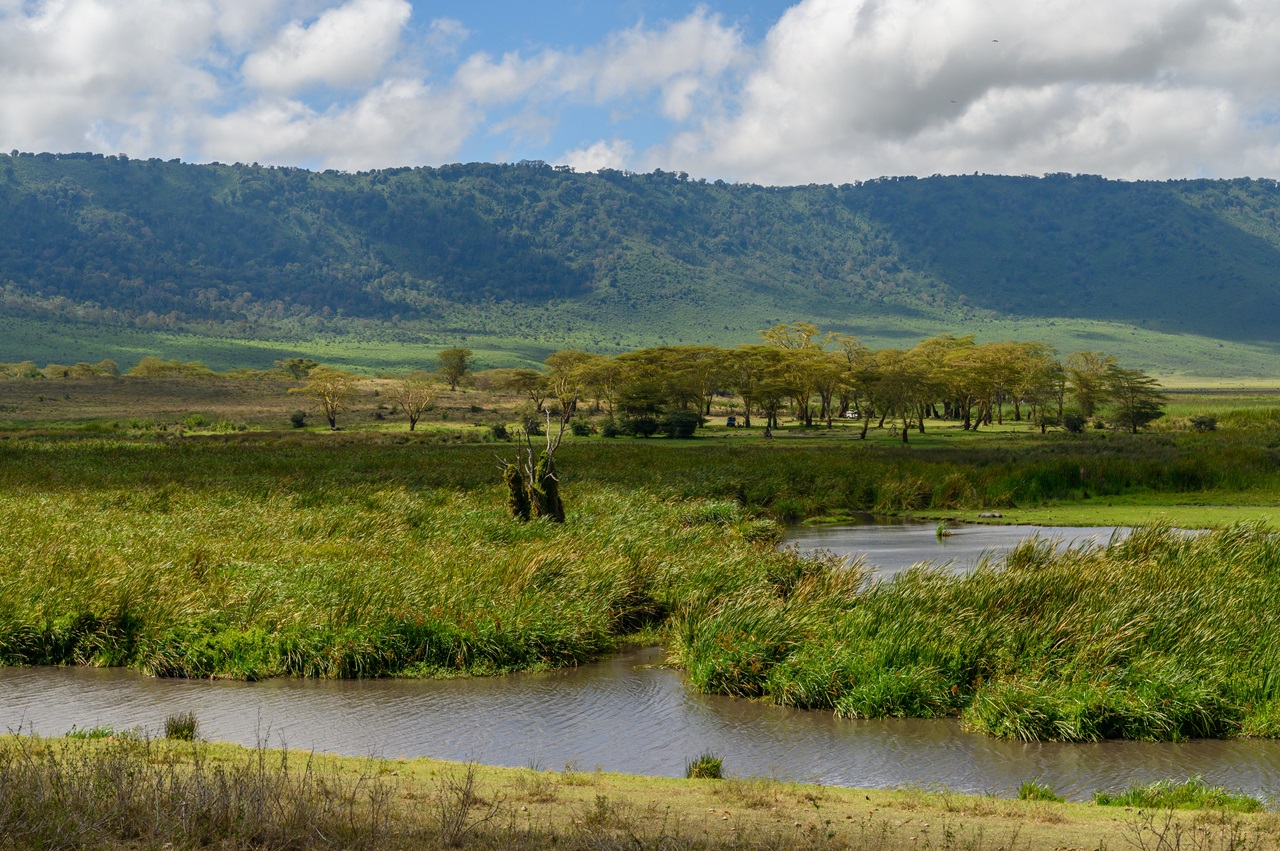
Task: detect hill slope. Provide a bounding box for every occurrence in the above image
[2,152,1279,375]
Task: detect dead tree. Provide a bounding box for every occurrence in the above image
[502,409,568,523]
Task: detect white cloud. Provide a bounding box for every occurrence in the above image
[241,0,411,94]
[455,8,746,116]
[201,78,479,169]
[562,139,635,173]
[3,0,1280,181]
[660,0,1280,183]
[0,0,220,154]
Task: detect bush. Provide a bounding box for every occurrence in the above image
[183,413,209,429]
[620,415,659,438]
[1062,412,1086,433]
[661,409,701,439]
[1190,415,1218,432]
[600,418,621,438]
[289,410,308,428]
[516,404,544,436]
[489,423,510,441]
[569,418,594,437]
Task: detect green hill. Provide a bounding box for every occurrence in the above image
[2,152,1279,378]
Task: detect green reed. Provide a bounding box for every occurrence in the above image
[1093,776,1264,812]
[4,433,1280,742]
[0,438,795,679]
[673,524,1280,741]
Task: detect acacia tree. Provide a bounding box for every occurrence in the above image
[1106,365,1167,433]
[436,348,473,391]
[276,357,319,380]
[393,371,436,431]
[291,366,356,430]
[494,368,549,411]
[1065,351,1116,418]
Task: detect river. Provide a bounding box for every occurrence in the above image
[3,522,1274,801]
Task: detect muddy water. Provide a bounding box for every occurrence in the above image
[786,518,1127,578]
[4,648,1279,801]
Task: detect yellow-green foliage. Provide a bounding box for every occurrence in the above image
[0,439,785,679]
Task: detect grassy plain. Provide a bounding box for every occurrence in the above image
[7,309,1280,379]
[4,375,1280,747]
[3,735,1276,851]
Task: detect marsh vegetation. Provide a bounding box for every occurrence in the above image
[0,407,1277,744]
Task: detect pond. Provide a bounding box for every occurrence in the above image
[5,647,1279,802]
[786,517,1128,578]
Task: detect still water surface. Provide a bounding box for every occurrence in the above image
[3,523,1275,801]
[787,518,1127,578]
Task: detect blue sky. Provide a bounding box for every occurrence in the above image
[2,0,1279,184]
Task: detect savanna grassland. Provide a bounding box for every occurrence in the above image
[4,373,1280,743]
[5,374,1280,846]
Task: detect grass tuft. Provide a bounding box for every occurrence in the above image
[1093,777,1264,812]
[1017,781,1064,803]
[685,751,724,780]
[163,711,199,742]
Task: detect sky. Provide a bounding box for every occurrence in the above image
[2,0,1280,185]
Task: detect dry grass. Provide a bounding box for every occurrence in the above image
[4,733,1279,850]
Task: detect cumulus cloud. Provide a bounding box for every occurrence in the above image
[241,0,411,94]
[201,78,479,169]
[562,139,635,172]
[3,0,1280,180]
[662,0,1280,183]
[0,0,220,153]
[455,9,746,116]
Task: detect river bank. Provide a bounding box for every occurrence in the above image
[3,735,1275,850]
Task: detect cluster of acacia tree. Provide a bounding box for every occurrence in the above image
[483,323,1167,440]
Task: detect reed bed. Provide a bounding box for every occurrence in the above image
[673,523,1280,742]
[3,434,1280,742]
[0,439,797,679]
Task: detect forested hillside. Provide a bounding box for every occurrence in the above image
[2,151,1280,369]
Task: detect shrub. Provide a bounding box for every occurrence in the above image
[661,409,701,439]
[569,418,594,437]
[182,413,209,429]
[289,410,308,428]
[489,423,510,441]
[1062,412,1086,433]
[620,415,659,438]
[1190,415,1218,432]
[600,418,621,438]
[685,751,723,779]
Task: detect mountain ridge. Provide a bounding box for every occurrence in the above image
[2,152,1279,374]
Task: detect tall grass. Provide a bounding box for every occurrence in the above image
[673,524,1280,742]
[1093,777,1264,812]
[4,434,1280,741]
[0,438,793,679]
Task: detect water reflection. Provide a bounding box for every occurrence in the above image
[5,649,1279,800]
[787,518,1127,578]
